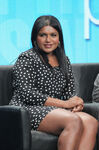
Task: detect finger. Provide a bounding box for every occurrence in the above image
[77,105,84,111]
[72,107,78,112]
[72,105,83,112]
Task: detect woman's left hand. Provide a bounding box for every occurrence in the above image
[72,104,84,112]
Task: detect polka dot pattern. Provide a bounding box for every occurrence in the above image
[9,48,75,130]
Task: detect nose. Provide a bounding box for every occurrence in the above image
[46,35,51,42]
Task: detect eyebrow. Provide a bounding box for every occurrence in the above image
[38,31,58,34]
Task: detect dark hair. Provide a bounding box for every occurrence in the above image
[31,15,68,76]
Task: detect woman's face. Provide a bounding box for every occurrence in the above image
[36,26,59,53]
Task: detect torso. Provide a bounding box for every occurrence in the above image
[9,48,75,130]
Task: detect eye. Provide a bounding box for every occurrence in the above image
[38,33,46,37]
[51,33,57,37]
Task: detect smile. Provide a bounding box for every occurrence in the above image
[44,44,52,48]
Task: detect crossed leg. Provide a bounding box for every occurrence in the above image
[38,108,83,150]
[75,112,98,150]
[37,108,98,150]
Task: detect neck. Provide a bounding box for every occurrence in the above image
[39,49,53,55]
[47,52,54,58]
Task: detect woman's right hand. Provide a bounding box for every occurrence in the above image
[45,96,84,111]
[64,96,84,109]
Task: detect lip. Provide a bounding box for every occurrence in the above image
[44,44,52,48]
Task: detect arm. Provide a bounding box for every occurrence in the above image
[44,96,84,110]
[45,57,84,110]
[12,52,48,106]
[65,57,84,111]
[13,52,83,109]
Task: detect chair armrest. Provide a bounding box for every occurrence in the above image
[0,105,31,150]
[83,103,99,120]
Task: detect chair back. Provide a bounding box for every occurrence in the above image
[0,63,99,105]
[72,63,99,103]
[0,65,13,105]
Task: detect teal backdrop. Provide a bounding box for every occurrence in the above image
[0,0,99,65]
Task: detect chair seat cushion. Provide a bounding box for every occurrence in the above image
[31,130,58,150]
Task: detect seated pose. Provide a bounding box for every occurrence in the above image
[9,15,98,150]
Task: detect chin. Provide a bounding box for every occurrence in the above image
[43,49,54,53]
[45,49,53,52]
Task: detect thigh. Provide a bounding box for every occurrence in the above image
[37,108,76,135]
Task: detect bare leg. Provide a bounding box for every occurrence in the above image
[37,109,83,150]
[75,112,98,150]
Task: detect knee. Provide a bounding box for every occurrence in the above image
[89,118,98,133]
[84,116,98,134]
[58,115,83,147]
[66,114,83,133]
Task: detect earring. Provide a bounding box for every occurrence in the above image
[34,41,39,50]
[34,41,37,48]
[58,41,61,48]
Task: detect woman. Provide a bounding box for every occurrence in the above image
[9,15,98,150]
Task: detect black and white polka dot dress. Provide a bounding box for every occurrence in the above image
[9,48,75,130]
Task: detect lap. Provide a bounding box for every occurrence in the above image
[37,108,80,134]
[37,108,98,135]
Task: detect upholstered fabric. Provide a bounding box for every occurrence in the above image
[92,74,99,102]
[0,65,13,105]
[0,106,30,150]
[31,131,58,150]
[72,63,99,102]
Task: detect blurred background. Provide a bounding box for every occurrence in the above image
[0,0,99,65]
